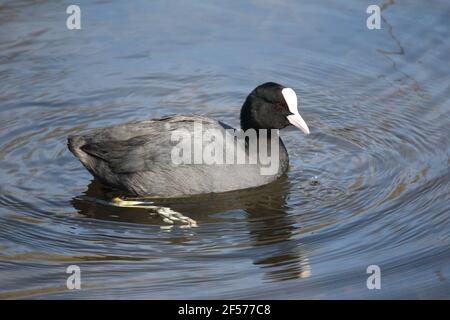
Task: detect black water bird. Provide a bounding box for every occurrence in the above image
[68,82,310,197]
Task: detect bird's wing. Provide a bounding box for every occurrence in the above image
[80,135,167,173]
[79,115,225,174]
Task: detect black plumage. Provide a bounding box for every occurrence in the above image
[68,82,309,197]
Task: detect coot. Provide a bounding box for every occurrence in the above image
[68,82,310,197]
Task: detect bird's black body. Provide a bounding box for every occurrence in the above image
[68,82,307,197]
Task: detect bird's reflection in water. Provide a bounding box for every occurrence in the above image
[243,179,311,282]
[71,177,311,282]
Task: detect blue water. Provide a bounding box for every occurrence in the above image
[0,0,449,298]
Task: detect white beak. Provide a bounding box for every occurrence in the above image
[287,113,310,135]
[282,88,310,135]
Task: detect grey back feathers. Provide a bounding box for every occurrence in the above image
[68,115,289,197]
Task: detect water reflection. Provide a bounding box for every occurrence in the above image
[73,176,311,282]
[247,205,311,282]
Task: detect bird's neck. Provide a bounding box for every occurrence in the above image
[240,95,257,131]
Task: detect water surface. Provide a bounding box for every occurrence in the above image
[0,0,449,299]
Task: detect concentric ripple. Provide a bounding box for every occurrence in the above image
[0,0,449,299]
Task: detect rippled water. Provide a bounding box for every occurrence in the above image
[0,0,449,299]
